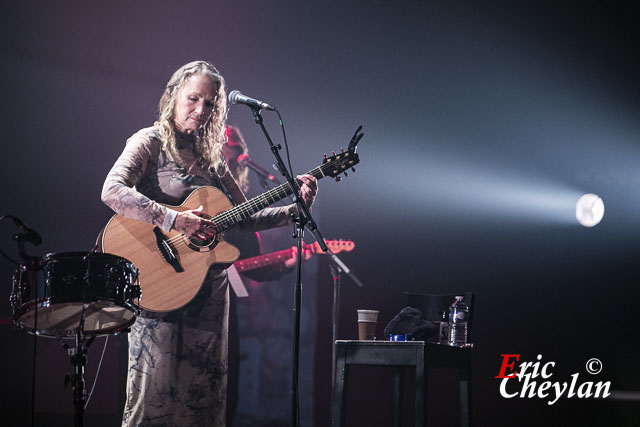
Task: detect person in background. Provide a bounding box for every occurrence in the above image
[223,124,312,275]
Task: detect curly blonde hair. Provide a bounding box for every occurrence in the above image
[154,60,228,175]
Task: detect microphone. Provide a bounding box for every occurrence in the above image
[10,216,43,246]
[228,90,276,111]
[237,154,277,182]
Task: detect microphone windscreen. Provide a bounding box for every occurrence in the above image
[228,90,241,105]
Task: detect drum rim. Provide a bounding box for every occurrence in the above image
[14,316,137,338]
[14,297,140,316]
[13,301,138,337]
[43,251,135,266]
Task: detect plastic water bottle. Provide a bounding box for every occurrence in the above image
[448,296,469,346]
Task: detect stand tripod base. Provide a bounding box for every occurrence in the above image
[60,330,94,427]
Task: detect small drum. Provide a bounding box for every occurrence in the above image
[10,252,140,337]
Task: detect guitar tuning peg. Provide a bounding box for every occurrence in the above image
[323,153,327,159]
[332,151,336,156]
[343,171,348,177]
[340,147,345,153]
[351,167,356,173]
[335,176,342,182]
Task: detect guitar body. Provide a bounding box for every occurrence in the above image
[101,187,240,312]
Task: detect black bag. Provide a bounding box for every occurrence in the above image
[383,307,438,339]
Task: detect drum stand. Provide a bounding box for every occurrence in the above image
[59,326,95,426]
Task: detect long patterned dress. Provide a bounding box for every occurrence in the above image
[101,127,293,427]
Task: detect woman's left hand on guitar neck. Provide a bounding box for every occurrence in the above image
[297,174,318,210]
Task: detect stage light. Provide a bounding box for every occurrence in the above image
[575,193,604,227]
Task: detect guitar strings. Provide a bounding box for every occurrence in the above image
[160,185,293,250]
[211,162,329,228]
[163,232,353,259]
[160,163,330,250]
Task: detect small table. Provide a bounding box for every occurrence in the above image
[332,340,472,427]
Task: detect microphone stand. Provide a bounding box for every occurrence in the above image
[250,166,281,192]
[11,221,42,427]
[245,160,282,185]
[326,251,364,397]
[249,107,327,427]
[328,262,341,395]
[256,177,272,191]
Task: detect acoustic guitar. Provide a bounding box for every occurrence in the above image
[101,135,361,312]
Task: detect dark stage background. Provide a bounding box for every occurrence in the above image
[1,1,639,426]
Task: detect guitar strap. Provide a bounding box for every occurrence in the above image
[226,265,249,298]
[210,173,251,297]
[213,175,237,207]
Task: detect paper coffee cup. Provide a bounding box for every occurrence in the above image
[357,309,379,340]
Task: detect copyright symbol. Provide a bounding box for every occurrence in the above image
[586,358,602,375]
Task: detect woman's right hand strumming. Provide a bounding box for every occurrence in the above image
[173,205,217,240]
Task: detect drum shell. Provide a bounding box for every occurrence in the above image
[11,252,140,337]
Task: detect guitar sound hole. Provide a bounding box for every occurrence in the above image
[184,213,219,251]
[185,232,219,252]
[188,235,214,247]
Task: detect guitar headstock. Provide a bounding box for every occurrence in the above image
[314,239,355,254]
[321,125,364,182]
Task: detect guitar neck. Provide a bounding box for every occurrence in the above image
[233,239,355,272]
[234,244,315,272]
[213,166,325,232]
